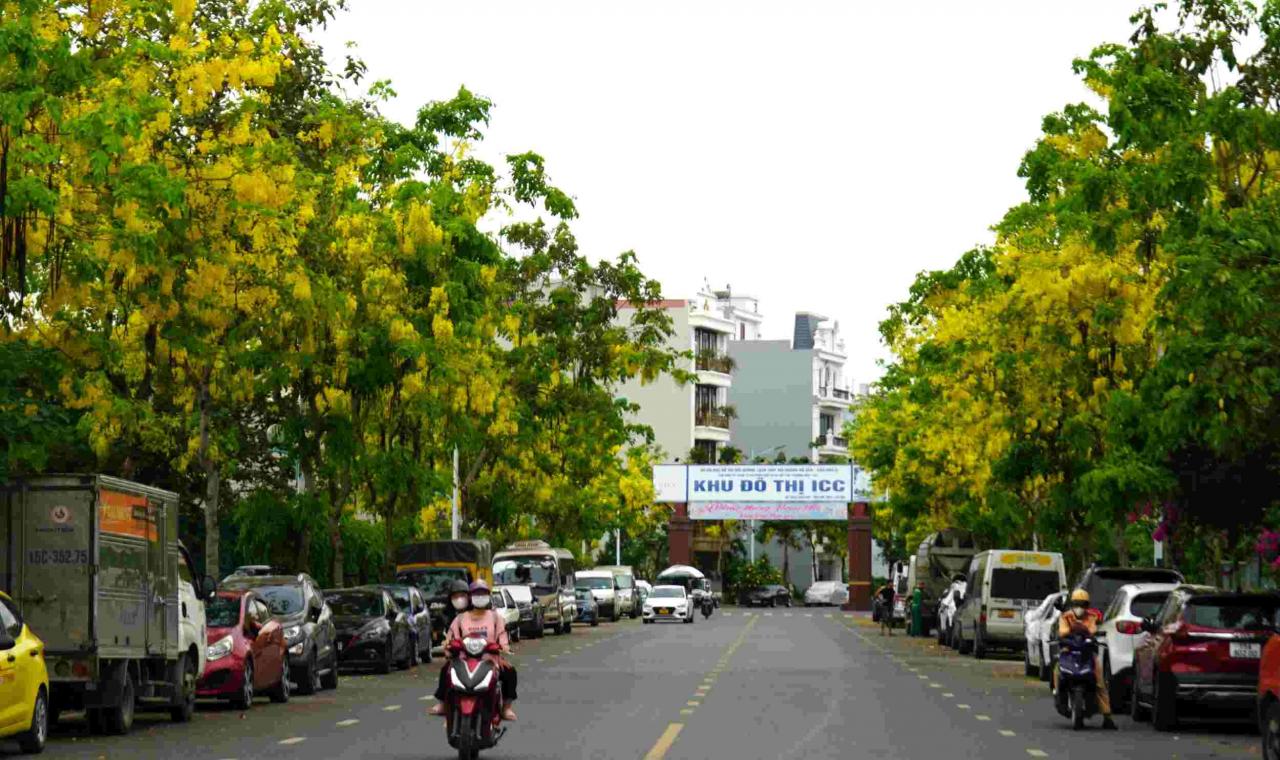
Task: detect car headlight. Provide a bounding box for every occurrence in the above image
[283,625,302,642]
[289,643,304,655]
[207,635,234,662]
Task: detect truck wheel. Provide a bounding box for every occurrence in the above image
[103,672,136,735]
[16,687,48,753]
[232,660,255,710]
[171,652,197,722]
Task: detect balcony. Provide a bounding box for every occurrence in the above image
[696,350,735,374]
[815,432,848,451]
[696,407,734,430]
[817,385,852,408]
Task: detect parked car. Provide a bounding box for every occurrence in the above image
[0,590,49,754]
[558,584,577,633]
[1023,591,1066,681]
[1131,587,1277,731]
[225,565,283,580]
[643,585,694,624]
[1257,634,1280,759]
[574,588,601,627]
[1074,566,1184,620]
[493,588,522,642]
[954,550,1066,659]
[576,570,622,622]
[635,580,652,609]
[221,573,339,694]
[804,581,850,607]
[325,587,412,674]
[595,566,640,619]
[498,584,543,639]
[377,584,432,665]
[742,585,792,608]
[938,578,966,648]
[1098,582,1178,710]
[198,590,290,709]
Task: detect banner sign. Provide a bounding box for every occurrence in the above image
[688,502,848,521]
[653,464,856,503]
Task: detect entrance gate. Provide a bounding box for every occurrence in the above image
[653,464,874,611]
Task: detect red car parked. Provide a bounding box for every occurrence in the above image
[1131,586,1280,731]
[1258,635,1280,760]
[197,590,291,709]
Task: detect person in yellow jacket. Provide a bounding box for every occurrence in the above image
[1055,588,1117,730]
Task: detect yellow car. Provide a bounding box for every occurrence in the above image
[0,591,49,754]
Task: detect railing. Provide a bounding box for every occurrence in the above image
[696,351,735,374]
[814,433,848,449]
[818,386,851,401]
[696,408,733,429]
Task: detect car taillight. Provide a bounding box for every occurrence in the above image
[1116,620,1142,635]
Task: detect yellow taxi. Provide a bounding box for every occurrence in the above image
[0,590,49,754]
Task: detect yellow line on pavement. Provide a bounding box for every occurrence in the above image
[643,723,684,760]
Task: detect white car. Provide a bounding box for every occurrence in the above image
[576,570,621,622]
[492,587,523,642]
[643,585,694,624]
[1023,591,1065,681]
[938,580,966,647]
[804,581,850,607]
[1098,582,1178,710]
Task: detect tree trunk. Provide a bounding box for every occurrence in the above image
[782,539,790,589]
[328,473,349,588]
[296,457,314,577]
[203,457,220,579]
[1114,522,1129,568]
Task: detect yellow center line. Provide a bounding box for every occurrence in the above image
[643,723,684,760]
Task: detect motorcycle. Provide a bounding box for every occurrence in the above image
[1054,633,1101,730]
[701,597,713,619]
[443,637,508,759]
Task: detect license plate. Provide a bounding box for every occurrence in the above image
[998,609,1016,619]
[337,642,344,652]
[1230,642,1261,659]
[658,608,670,614]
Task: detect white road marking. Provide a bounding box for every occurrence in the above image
[824,614,833,618]
[1027,751,1048,758]
[943,693,955,698]
[999,730,1016,737]
[764,612,773,617]
[419,695,435,701]
[680,708,695,715]
[929,683,942,688]
[917,675,929,680]
[278,737,306,745]
[383,705,402,712]
[805,614,813,618]
[336,719,360,727]
[956,704,971,710]
[784,613,793,617]
[723,612,733,617]
[975,715,991,722]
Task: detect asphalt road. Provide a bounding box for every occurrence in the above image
[1,609,1259,759]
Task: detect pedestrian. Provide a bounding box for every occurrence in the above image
[910,584,924,637]
[875,583,895,636]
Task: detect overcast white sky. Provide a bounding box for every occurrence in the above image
[315,1,1139,386]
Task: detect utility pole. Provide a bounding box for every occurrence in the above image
[451,447,460,540]
[616,528,622,565]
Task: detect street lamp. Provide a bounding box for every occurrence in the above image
[746,444,786,563]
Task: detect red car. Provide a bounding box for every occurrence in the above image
[1131,586,1280,731]
[1259,635,1280,760]
[197,590,291,709]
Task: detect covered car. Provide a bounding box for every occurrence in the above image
[804,581,850,607]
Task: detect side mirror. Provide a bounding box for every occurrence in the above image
[202,575,218,601]
[1053,597,1066,612]
[0,627,14,651]
[1140,617,1156,634]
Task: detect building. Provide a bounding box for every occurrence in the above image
[615,288,737,464]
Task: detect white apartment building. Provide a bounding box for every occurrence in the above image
[615,288,737,463]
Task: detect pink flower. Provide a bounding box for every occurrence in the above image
[1153,526,1167,542]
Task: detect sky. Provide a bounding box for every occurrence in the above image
[314,1,1141,387]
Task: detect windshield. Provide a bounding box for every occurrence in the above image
[397,568,470,598]
[577,577,612,590]
[658,575,696,591]
[652,587,684,599]
[494,556,557,588]
[327,593,383,618]
[1186,598,1280,630]
[990,569,1060,601]
[255,585,305,615]
[207,596,241,627]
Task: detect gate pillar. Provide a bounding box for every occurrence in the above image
[843,501,872,611]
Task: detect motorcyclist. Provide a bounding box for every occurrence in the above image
[1055,588,1116,730]
[428,580,518,722]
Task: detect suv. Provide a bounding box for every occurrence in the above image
[220,574,338,694]
[1074,566,1184,617]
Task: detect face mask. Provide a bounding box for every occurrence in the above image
[451,596,469,611]
[471,594,491,609]
[1072,605,1088,616]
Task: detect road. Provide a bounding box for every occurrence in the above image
[2,610,1258,759]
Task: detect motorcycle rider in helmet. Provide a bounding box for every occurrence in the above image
[428,580,518,721]
[1055,588,1116,730]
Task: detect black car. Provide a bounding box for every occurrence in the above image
[221,573,339,694]
[574,588,600,627]
[742,585,792,608]
[325,587,413,674]
[396,567,473,646]
[378,584,433,665]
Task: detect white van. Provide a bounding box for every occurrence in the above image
[953,549,1066,659]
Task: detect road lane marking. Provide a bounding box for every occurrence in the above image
[278,737,306,745]
[336,719,359,727]
[680,708,694,715]
[687,699,700,706]
[764,612,773,617]
[929,683,942,688]
[999,730,1016,737]
[956,704,971,709]
[824,613,833,618]
[943,693,955,698]
[643,723,684,760]
[805,614,813,618]
[1027,751,1048,758]
[917,675,929,680]
[419,695,435,701]
[975,715,991,721]
[383,705,402,712]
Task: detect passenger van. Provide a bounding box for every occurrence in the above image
[492,541,576,635]
[593,565,638,619]
[953,549,1066,659]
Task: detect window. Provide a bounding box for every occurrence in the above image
[206,595,242,627]
[990,569,1060,601]
[1185,598,1280,630]
[1158,593,1183,626]
[0,597,21,638]
[695,384,719,413]
[1129,592,1170,620]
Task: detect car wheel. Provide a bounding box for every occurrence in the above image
[973,625,986,660]
[321,655,339,691]
[407,635,419,668]
[1263,701,1280,760]
[1130,670,1151,722]
[297,651,320,695]
[1039,644,1051,682]
[102,670,136,735]
[592,615,600,627]
[377,642,393,674]
[1024,649,1037,678]
[270,663,292,704]
[785,598,792,608]
[399,636,413,670]
[16,687,48,754]
[1153,670,1178,731]
[232,660,255,710]
[171,651,197,723]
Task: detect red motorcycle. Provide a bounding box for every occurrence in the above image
[443,637,507,760]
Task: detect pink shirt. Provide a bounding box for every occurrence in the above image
[448,610,509,649]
